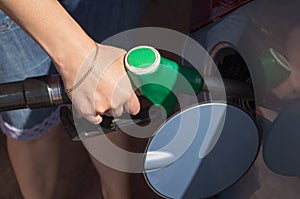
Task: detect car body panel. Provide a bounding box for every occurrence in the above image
[191,0,252,29]
[190,0,300,198]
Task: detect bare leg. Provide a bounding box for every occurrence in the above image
[90,156,132,199]
[6,124,63,199]
[88,131,132,199]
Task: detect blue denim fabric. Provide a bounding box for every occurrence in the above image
[0,0,144,140]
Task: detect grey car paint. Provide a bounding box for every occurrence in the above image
[190,0,300,198]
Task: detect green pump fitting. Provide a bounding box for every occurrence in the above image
[125,46,203,115]
[260,48,291,91]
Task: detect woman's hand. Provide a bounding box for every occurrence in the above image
[63,44,140,124]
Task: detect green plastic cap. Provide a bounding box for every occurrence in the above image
[125,46,161,75]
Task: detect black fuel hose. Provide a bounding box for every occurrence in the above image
[0,75,70,112]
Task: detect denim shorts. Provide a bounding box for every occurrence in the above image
[0,0,144,140]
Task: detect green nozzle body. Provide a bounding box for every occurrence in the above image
[125,46,203,115]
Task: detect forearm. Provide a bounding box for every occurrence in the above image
[0,0,140,122]
[0,0,95,82]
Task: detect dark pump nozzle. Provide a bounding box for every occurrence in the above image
[0,46,204,113]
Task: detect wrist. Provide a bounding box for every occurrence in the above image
[51,36,96,72]
[51,35,97,89]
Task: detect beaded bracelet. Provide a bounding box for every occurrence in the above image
[65,44,99,94]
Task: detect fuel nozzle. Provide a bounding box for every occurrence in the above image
[125,46,203,115]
